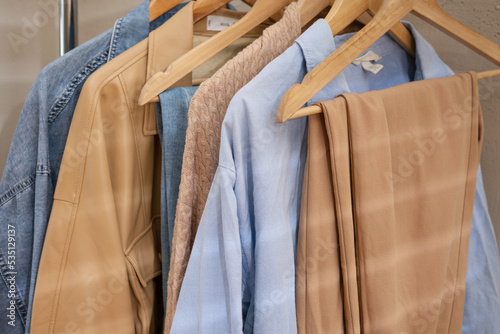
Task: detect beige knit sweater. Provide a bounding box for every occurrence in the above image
[164,3,301,332]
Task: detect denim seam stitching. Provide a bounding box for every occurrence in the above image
[36,164,51,175]
[0,175,36,208]
[108,17,123,61]
[47,48,110,123]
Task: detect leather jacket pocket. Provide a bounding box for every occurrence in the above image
[125,216,162,334]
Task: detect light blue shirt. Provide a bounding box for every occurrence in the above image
[171,20,500,333]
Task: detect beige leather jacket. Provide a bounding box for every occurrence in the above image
[30,4,193,333]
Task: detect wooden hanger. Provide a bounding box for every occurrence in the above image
[241,0,284,22]
[140,0,292,105]
[150,0,183,22]
[276,0,500,123]
[150,0,233,23]
[193,0,233,23]
[297,0,415,56]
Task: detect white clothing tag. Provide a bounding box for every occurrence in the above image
[206,15,238,31]
[353,51,384,74]
[353,51,382,65]
[361,62,384,74]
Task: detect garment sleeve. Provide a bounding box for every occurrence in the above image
[462,167,500,332]
[0,74,51,332]
[170,166,244,334]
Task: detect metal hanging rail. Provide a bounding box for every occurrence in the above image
[59,0,78,56]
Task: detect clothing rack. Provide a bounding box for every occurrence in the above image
[60,0,78,56]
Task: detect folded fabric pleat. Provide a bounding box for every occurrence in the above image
[298,72,482,334]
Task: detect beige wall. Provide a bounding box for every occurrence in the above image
[0,0,499,246]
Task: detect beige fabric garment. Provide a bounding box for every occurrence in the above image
[298,72,482,334]
[164,3,301,333]
[297,110,347,334]
[30,4,194,333]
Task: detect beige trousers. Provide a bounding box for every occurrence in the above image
[297,72,483,334]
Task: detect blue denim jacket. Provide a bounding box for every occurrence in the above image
[171,20,500,333]
[155,86,198,308]
[0,2,186,333]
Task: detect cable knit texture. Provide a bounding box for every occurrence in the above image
[164,4,301,332]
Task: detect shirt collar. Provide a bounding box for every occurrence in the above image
[107,0,189,62]
[404,22,454,80]
[295,19,454,104]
